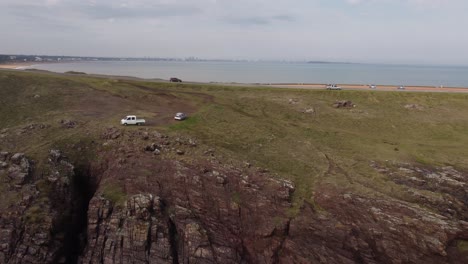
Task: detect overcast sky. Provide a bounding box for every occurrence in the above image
[1,0,467,65]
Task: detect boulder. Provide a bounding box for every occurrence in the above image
[11,153,25,164]
[333,100,355,108]
[303,108,316,114]
[0,151,9,161]
[216,176,226,184]
[145,143,161,152]
[49,149,62,163]
[289,98,299,104]
[60,119,77,128]
[101,127,121,139]
[405,104,424,110]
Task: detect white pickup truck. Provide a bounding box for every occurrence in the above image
[121,115,146,126]
[326,84,342,90]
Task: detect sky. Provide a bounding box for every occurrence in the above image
[1,0,467,65]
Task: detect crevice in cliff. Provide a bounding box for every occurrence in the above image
[6,227,25,263]
[145,198,155,264]
[271,219,291,264]
[53,163,99,264]
[168,218,180,264]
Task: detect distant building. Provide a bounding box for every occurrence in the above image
[35,57,43,62]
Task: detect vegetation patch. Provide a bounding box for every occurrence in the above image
[24,204,47,225]
[458,240,468,252]
[102,183,126,206]
[231,192,241,205]
[65,71,87,75]
[169,116,200,131]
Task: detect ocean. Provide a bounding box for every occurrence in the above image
[27,61,468,87]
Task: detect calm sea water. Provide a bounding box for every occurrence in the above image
[28,61,468,87]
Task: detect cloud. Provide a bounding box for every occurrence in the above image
[3,1,202,20]
[345,0,364,5]
[223,14,294,26]
[45,0,61,5]
[1,0,467,64]
[76,3,201,20]
[344,0,449,7]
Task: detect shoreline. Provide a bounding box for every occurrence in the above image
[262,83,468,93]
[0,62,36,69]
[0,61,62,69]
[1,67,467,93]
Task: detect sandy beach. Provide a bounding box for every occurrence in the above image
[264,83,468,93]
[0,62,35,69]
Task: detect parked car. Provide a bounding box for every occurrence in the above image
[174,112,187,121]
[170,77,182,82]
[121,115,145,126]
[369,84,377,89]
[398,85,405,90]
[326,84,342,90]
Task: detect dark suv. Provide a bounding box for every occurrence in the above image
[170,77,182,82]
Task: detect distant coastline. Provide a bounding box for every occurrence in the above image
[19,60,468,88]
[307,61,354,64]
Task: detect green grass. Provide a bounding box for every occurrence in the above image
[458,240,468,252]
[65,71,87,75]
[231,192,241,205]
[2,70,468,212]
[24,204,47,225]
[169,115,200,131]
[157,86,468,208]
[101,183,126,206]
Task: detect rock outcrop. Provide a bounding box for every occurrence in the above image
[1,134,467,263]
[82,152,295,263]
[0,150,89,263]
[333,100,355,108]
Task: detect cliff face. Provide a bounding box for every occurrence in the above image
[1,128,468,264]
[82,158,294,264]
[0,150,91,263]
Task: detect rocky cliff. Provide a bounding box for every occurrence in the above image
[2,127,467,263]
[0,150,92,263]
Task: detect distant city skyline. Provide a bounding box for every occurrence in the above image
[1,0,467,65]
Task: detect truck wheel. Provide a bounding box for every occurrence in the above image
[124,123,127,126]
[137,123,140,126]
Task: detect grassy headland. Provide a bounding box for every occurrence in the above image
[1,69,468,210]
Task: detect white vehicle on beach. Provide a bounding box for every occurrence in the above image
[326,84,342,90]
[121,115,146,126]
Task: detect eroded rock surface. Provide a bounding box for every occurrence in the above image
[0,150,84,263]
[1,131,468,263]
[83,152,295,263]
